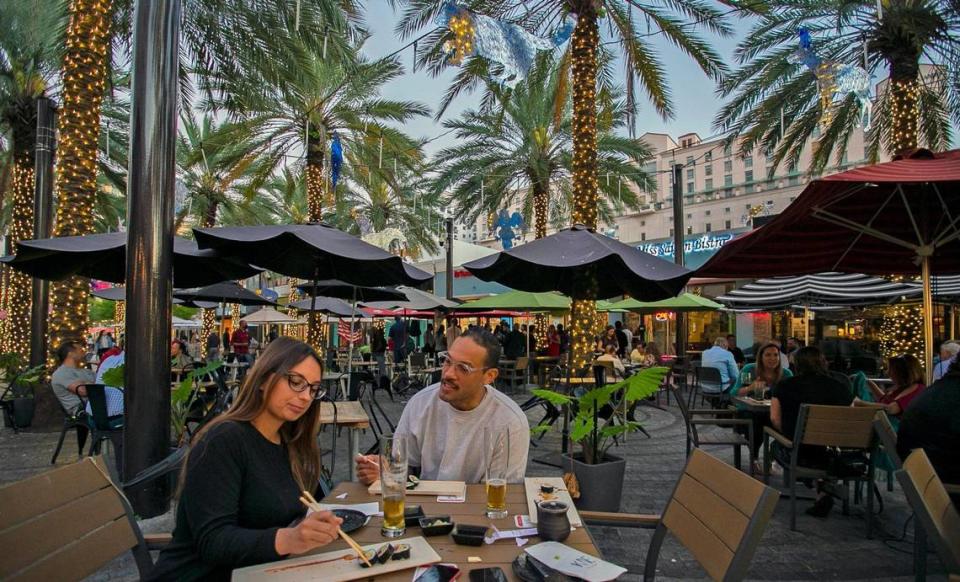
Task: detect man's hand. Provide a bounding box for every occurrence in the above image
[275,510,342,556]
[355,454,380,486]
[68,382,88,396]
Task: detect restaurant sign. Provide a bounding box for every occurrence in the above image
[638,233,735,258]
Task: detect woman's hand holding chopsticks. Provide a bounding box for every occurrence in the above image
[275,508,342,556]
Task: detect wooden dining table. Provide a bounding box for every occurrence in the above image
[733,395,772,413]
[233,482,604,581]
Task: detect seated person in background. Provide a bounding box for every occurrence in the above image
[728,342,793,472]
[51,341,96,416]
[171,339,194,369]
[642,342,662,367]
[700,336,739,395]
[92,344,125,419]
[355,329,529,484]
[770,346,854,518]
[629,338,645,364]
[596,325,618,353]
[897,356,960,504]
[855,354,925,420]
[596,344,626,378]
[933,340,959,382]
[148,338,342,581]
[726,334,745,367]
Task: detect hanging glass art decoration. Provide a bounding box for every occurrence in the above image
[436,1,575,88]
[330,132,343,189]
[790,29,872,129]
[494,208,525,249]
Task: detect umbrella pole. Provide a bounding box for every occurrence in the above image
[922,256,935,384]
[804,307,810,347]
[347,285,357,399]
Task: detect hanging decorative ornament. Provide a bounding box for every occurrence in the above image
[493,209,524,250]
[330,133,343,189]
[436,1,576,88]
[790,29,872,129]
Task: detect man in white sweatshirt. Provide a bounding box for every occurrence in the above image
[356,328,529,484]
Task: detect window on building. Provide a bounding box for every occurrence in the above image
[725,220,732,229]
[723,144,732,156]
[767,200,774,206]
[705,209,711,216]
[789,196,796,202]
[724,188,733,197]
[704,178,713,190]
[841,150,848,164]
[705,223,712,232]
[687,226,693,235]
[745,170,753,183]
[724,174,733,186]
[744,156,753,168]
[705,164,713,176]
[704,150,713,162]
[788,161,798,174]
[744,184,755,194]
[724,160,733,173]
[789,175,799,185]
[686,155,694,165]
[686,168,694,180]
[640,220,646,226]
[669,228,674,237]
[686,213,692,219]
[687,181,694,194]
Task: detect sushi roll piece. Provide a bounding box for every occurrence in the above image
[359,549,377,568]
[406,475,421,490]
[391,543,411,560]
[540,484,555,494]
[374,543,394,564]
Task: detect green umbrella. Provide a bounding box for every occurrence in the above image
[457,290,571,312]
[608,293,723,313]
[595,299,627,313]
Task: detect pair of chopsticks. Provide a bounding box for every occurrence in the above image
[300,489,374,568]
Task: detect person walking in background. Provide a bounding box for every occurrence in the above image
[614,321,628,359]
[207,330,221,362]
[423,323,437,358]
[222,328,232,358]
[369,324,387,382]
[389,316,408,365]
[546,324,561,358]
[445,318,461,351]
[231,321,253,366]
[437,324,447,352]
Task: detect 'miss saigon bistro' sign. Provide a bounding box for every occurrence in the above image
[638,233,735,259]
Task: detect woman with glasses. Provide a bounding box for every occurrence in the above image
[149,337,342,582]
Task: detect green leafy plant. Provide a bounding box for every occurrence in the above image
[100,361,224,443]
[530,366,670,464]
[0,353,46,399]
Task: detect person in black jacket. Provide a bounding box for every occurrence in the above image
[148,338,341,581]
[504,323,527,359]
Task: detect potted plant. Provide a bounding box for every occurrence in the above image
[0,353,46,429]
[530,366,670,511]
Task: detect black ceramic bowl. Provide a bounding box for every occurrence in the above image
[419,515,455,536]
[331,509,368,534]
[451,524,488,546]
[404,504,425,528]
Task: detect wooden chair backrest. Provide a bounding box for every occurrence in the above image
[872,411,902,469]
[897,449,960,574]
[0,457,151,581]
[660,449,780,581]
[797,404,877,449]
[670,384,700,443]
[515,356,528,371]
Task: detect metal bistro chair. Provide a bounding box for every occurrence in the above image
[499,356,529,393]
[763,404,879,535]
[896,449,960,578]
[83,384,124,473]
[692,366,728,409]
[50,400,89,465]
[581,448,780,582]
[672,384,753,472]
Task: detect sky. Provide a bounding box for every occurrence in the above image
[361,5,755,157]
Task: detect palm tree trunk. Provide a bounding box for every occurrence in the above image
[1,146,36,358]
[198,213,217,359]
[48,0,113,359]
[306,135,325,223]
[569,5,600,369]
[888,70,920,155]
[533,180,548,239]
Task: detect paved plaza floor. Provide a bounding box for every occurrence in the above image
[0,385,937,580]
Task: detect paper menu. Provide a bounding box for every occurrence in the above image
[525,542,627,582]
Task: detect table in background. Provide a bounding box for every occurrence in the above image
[318,401,369,480]
[323,372,349,400]
[313,482,602,581]
[733,395,772,413]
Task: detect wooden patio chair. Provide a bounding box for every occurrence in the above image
[896,449,960,578]
[762,404,879,535]
[581,448,780,581]
[499,356,528,393]
[672,385,753,472]
[0,456,167,581]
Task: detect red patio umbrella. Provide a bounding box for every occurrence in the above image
[697,149,960,379]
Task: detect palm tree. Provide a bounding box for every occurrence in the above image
[0,2,61,358]
[714,1,959,173]
[47,0,366,355]
[430,55,653,241]
[392,0,743,366]
[205,33,430,223]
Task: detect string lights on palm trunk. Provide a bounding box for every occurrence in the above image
[879,304,925,367]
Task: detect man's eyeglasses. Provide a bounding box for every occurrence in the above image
[440,355,490,376]
[284,372,326,399]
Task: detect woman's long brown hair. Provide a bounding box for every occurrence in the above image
[178,337,324,495]
[754,342,785,385]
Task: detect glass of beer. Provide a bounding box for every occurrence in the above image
[379,435,408,537]
[484,428,510,519]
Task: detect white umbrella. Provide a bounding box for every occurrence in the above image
[172,316,200,328]
[241,308,299,325]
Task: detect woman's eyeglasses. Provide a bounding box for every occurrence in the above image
[284,372,326,399]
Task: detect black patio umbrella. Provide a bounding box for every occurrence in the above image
[3,232,260,288]
[362,286,460,311]
[91,285,218,308]
[193,224,432,287]
[463,224,692,301]
[295,279,407,303]
[173,282,277,306]
[289,296,356,317]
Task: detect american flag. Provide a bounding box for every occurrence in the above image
[337,319,362,344]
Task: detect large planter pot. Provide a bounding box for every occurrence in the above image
[566,453,626,512]
[8,398,35,428]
